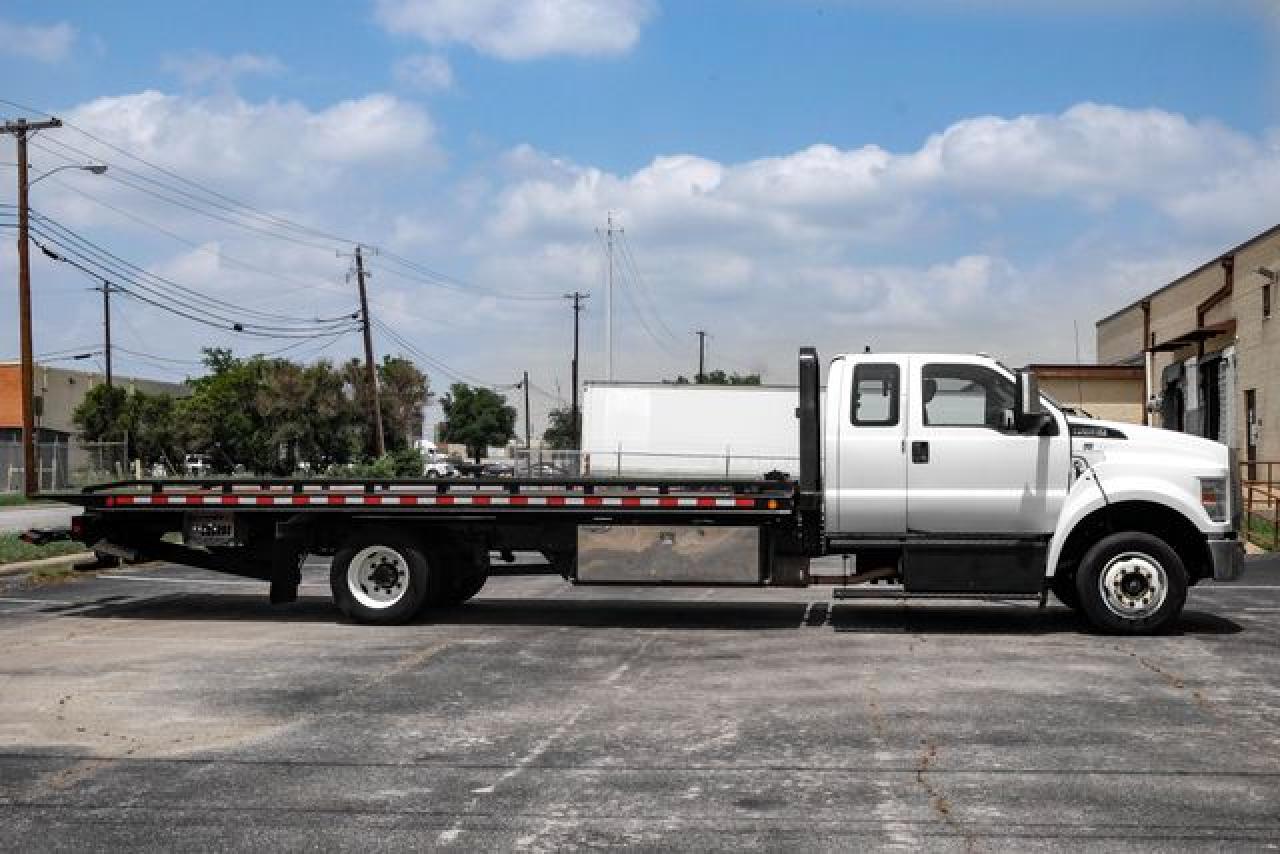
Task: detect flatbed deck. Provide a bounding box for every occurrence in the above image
[48,477,797,518]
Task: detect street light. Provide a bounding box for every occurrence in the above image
[28,162,108,186]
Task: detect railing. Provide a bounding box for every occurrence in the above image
[1,441,128,493]
[510,448,800,479]
[1240,459,1279,551]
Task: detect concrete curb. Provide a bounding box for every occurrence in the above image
[0,552,96,577]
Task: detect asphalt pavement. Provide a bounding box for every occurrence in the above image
[1,555,1278,851]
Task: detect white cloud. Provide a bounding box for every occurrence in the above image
[393,53,454,92]
[162,51,285,89]
[375,0,655,60]
[0,18,76,63]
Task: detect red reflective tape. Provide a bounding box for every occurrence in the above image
[547,495,565,506]
[365,495,382,505]
[255,496,273,506]
[437,495,454,506]
[510,495,528,506]
[152,495,169,505]
[327,495,345,506]
[106,496,119,507]
[585,496,603,507]
[622,496,641,507]
[696,497,716,508]
[472,495,491,506]
[184,495,201,506]
[221,495,238,506]
[735,498,755,508]
[658,497,678,508]
[292,495,309,506]
[401,495,419,506]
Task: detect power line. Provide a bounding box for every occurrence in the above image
[30,216,360,331]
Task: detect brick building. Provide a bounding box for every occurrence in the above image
[1096,225,1279,467]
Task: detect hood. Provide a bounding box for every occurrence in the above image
[1068,416,1228,470]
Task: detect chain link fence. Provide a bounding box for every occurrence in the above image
[1,441,128,494]
[510,447,799,479]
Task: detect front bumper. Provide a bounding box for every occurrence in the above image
[1207,537,1246,582]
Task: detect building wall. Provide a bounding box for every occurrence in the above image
[0,363,188,438]
[1038,376,1143,424]
[1095,225,1280,462]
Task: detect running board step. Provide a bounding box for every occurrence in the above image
[831,589,1043,601]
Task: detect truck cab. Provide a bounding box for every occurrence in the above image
[818,351,1245,632]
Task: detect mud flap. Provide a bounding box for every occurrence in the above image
[270,519,308,605]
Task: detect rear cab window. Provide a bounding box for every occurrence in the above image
[852,363,900,426]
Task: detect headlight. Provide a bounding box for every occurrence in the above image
[1200,477,1228,523]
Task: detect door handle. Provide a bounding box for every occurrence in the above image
[911,441,930,464]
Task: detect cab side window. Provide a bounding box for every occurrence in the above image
[921,364,1016,429]
[852,363,900,426]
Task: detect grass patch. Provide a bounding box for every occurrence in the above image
[0,533,85,566]
[28,565,80,585]
[0,494,51,508]
[1246,513,1278,552]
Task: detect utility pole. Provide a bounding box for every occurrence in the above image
[3,116,62,497]
[353,245,386,457]
[695,329,707,384]
[564,291,590,446]
[522,370,531,450]
[597,213,621,381]
[96,279,113,389]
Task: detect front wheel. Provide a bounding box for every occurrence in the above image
[330,529,430,624]
[1075,532,1187,635]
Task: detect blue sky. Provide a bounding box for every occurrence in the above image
[2,1,1278,429]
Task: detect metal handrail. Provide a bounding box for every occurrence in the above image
[1240,459,1280,550]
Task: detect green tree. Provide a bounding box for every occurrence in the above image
[542,406,578,450]
[177,349,275,473]
[73,384,181,468]
[666,370,762,385]
[440,383,517,463]
[256,359,360,473]
[377,356,430,451]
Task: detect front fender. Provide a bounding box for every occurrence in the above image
[1046,467,1212,577]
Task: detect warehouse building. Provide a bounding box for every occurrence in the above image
[1096,224,1278,467]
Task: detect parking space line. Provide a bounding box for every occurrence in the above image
[0,597,72,605]
[100,575,329,591]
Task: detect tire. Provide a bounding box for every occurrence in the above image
[330,529,430,624]
[1075,531,1187,635]
[1050,572,1081,611]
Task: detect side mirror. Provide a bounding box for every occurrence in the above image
[1016,370,1047,433]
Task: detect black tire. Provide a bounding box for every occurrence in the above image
[330,528,430,624]
[1075,531,1187,635]
[1050,572,1081,611]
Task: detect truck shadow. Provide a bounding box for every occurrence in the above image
[55,593,1242,636]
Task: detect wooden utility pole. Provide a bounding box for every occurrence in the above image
[564,291,589,445]
[522,370,531,449]
[97,279,113,389]
[353,245,386,457]
[3,116,63,497]
[695,329,707,384]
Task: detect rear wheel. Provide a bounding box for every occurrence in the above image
[1075,532,1187,635]
[330,530,430,624]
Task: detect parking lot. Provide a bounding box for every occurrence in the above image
[1,557,1279,851]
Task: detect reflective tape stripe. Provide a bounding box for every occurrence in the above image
[103,490,780,510]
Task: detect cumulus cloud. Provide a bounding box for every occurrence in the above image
[0,18,76,63]
[375,0,655,60]
[393,53,454,92]
[162,51,285,89]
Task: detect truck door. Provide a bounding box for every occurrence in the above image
[905,358,1068,535]
[830,357,908,534]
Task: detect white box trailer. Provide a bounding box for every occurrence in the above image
[581,382,808,478]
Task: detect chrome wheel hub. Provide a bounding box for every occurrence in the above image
[348,546,409,610]
[1098,551,1168,620]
